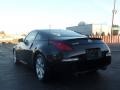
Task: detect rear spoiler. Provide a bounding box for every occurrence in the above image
[89,38,102,40]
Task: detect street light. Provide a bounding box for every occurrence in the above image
[111,0,117,36]
[111,0,117,42]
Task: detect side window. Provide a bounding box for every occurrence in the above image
[24,31,37,45]
[35,33,41,41]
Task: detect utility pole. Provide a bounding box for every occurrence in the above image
[49,24,51,29]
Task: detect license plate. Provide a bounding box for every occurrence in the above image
[86,48,101,60]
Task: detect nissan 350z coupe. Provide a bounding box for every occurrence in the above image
[13,29,111,81]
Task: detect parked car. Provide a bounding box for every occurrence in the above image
[13,29,111,81]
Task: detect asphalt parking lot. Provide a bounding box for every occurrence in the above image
[0,44,120,90]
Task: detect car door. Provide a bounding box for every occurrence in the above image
[17,31,38,64]
[31,32,43,52]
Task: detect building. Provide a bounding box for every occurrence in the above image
[66,22,111,36]
[112,25,120,35]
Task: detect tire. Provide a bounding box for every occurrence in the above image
[13,50,20,64]
[84,69,98,74]
[89,69,98,73]
[35,54,49,81]
[100,66,107,70]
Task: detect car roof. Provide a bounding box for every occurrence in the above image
[33,29,67,33]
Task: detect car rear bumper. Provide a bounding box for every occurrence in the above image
[48,56,111,73]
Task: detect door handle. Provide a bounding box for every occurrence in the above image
[35,47,37,49]
[30,43,33,49]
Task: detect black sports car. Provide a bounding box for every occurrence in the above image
[13,29,111,81]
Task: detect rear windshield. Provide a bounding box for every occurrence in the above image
[47,30,86,37]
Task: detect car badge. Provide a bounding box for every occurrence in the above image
[88,39,92,43]
[72,42,79,45]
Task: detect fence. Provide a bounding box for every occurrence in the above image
[0,35,120,44]
[89,35,120,43]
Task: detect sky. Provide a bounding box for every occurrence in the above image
[0,0,120,34]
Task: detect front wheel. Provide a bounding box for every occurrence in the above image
[35,54,49,81]
[13,50,20,64]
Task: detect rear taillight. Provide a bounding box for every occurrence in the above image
[49,41,73,51]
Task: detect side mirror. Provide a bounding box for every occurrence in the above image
[24,40,29,45]
[18,38,23,42]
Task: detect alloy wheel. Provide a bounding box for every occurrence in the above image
[35,56,45,80]
[13,51,17,64]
